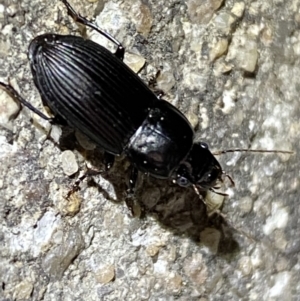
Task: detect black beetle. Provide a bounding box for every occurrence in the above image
[0,0,290,198]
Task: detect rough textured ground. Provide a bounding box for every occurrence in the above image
[0,0,299,300]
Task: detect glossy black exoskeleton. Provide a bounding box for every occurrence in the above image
[0,0,227,196]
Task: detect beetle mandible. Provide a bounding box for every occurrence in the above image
[0,0,289,199]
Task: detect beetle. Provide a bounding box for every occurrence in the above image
[0,0,290,199]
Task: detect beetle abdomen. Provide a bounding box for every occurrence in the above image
[28,34,158,154]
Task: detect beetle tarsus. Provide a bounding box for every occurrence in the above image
[66,173,86,199]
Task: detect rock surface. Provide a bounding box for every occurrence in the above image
[0,0,298,300]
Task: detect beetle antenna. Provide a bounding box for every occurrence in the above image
[213,148,293,155]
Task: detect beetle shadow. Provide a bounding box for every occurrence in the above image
[135,178,241,256]
[57,128,240,257]
[52,127,128,202]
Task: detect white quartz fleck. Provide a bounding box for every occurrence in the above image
[263,203,289,235]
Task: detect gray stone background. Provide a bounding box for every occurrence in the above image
[0,0,299,300]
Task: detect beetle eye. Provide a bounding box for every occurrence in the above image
[200,142,208,149]
[177,176,190,187]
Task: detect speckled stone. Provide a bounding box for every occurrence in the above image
[0,83,20,130]
[125,52,146,73]
[60,150,79,176]
[128,0,153,37]
[95,264,115,284]
[187,0,224,24]
[13,279,34,301]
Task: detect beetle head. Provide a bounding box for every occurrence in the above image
[175,142,223,191]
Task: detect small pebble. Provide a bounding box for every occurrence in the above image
[13,280,34,301]
[95,264,115,284]
[231,2,245,18]
[125,52,146,73]
[60,150,79,176]
[209,38,229,61]
[130,1,152,37]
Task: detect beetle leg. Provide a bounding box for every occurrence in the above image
[103,152,115,171]
[66,152,116,199]
[209,188,228,197]
[60,0,125,60]
[121,166,138,215]
[48,115,68,126]
[148,70,165,99]
[223,171,235,187]
[114,46,125,60]
[0,81,55,123]
[127,166,139,195]
[66,170,88,199]
[66,164,104,199]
